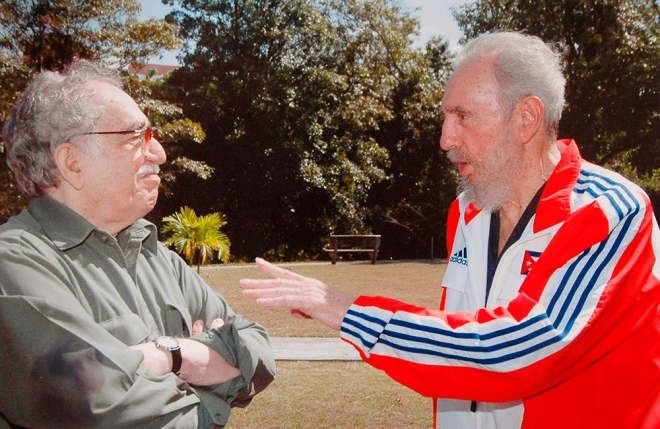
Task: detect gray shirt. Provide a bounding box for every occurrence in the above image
[0,196,275,428]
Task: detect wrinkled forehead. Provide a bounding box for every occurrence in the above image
[88,81,147,128]
[442,61,502,113]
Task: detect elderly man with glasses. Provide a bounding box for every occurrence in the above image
[0,60,275,428]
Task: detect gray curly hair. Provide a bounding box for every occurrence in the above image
[2,60,123,196]
[455,32,566,140]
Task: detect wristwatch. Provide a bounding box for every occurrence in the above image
[154,336,182,375]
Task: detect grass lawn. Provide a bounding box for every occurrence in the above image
[202,260,446,337]
[200,260,447,429]
[225,361,433,428]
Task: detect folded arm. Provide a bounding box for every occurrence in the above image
[130,318,241,386]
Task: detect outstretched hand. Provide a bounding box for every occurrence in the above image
[240,258,356,331]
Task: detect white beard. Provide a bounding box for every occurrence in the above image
[449,129,524,213]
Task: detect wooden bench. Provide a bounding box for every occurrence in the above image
[323,235,381,265]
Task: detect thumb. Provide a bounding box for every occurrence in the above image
[191,319,205,336]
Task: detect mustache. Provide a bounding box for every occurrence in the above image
[447,149,473,164]
[137,163,160,176]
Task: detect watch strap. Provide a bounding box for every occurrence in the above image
[171,347,182,375]
[155,336,182,375]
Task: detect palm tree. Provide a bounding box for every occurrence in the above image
[161,206,231,273]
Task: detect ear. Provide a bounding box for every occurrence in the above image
[515,96,544,144]
[53,143,85,190]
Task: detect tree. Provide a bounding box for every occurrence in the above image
[369,35,457,259]
[161,206,231,273]
[162,0,456,259]
[452,0,660,201]
[0,0,181,71]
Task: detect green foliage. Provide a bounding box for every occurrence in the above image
[161,206,231,272]
[161,0,456,259]
[0,165,26,223]
[0,0,181,71]
[369,35,456,258]
[0,53,32,222]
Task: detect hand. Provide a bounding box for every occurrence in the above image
[240,258,355,331]
[177,337,240,386]
[192,317,225,335]
[131,317,240,386]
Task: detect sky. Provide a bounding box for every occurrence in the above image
[138,0,472,65]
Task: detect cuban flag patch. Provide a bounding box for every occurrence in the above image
[521,250,542,275]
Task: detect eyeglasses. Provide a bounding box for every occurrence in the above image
[81,126,158,155]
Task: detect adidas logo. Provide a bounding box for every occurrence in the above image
[450,247,468,266]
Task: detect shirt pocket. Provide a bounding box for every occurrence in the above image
[441,263,482,313]
[162,303,193,337]
[99,313,151,345]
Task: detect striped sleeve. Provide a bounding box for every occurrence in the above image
[340,167,658,402]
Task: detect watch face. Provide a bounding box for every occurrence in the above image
[156,336,179,350]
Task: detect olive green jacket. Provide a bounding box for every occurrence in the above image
[0,196,275,428]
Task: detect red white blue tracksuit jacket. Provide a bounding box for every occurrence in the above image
[340,140,660,428]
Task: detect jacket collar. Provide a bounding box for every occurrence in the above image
[534,139,582,232]
[463,139,583,232]
[28,195,157,251]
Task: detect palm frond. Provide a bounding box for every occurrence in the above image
[161,206,232,271]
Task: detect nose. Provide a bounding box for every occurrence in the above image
[439,118,459,152]
[145,137,167,164]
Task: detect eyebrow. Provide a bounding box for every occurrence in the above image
[442,106,470,115]
[102,123,148,143]
[116,122,149,139]
[127,121,148,131]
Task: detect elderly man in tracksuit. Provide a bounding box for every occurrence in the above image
[242,31,660,429]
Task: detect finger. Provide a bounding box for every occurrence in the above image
[245,293,311,312]
[241,284,304,300]
[240,277,303,291]
[254,257,310,282]
[209,318,225,330]
[191,319,205,336]
[242,287,280,300]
